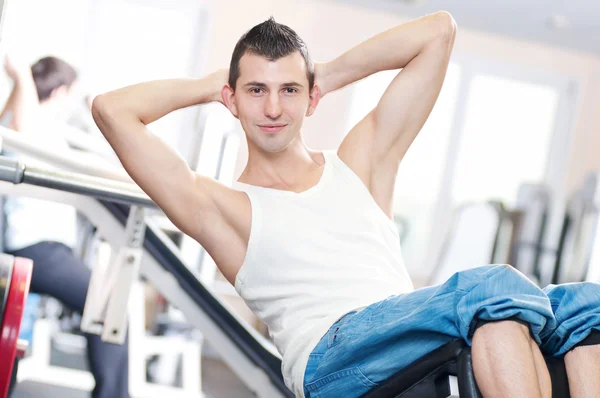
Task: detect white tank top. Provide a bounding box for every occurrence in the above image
[234,150,414,397]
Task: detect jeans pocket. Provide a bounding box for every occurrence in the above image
[305,367,378,398]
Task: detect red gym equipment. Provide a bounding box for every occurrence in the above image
[0,254,33,398]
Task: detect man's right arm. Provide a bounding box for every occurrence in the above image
[92,72,251,282]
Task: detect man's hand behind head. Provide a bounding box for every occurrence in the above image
[207,68,229,105]
[313,62,329,98]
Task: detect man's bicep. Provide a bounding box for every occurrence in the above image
[182,184,251,284]
[92,100,213,234]
[338,38,453,188]
[124,140,228,240]
[373,34,454,162]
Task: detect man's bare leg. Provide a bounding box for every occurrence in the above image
[565,344,600,397]
[472,320,551,398]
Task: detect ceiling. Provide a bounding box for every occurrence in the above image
[334,0,600,55]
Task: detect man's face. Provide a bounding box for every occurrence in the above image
[228,52,317,153]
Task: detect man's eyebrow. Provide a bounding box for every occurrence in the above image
[243,81,268,88]
[243,81,304,88]
[281,82,304,88]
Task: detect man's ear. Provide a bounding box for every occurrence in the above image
[221,85,239,119]
[306,85,322,117]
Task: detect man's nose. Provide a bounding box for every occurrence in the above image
[264,93,283,119]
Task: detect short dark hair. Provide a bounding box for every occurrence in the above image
[31,56,78,102]
[229,17,314,90]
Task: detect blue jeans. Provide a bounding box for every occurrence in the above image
[303,265,600,398]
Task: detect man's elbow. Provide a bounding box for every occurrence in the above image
[432,11,457,41]
[91,94,125,140]
[91,93,125,132]
[91,94,110,126]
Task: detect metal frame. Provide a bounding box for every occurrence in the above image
[16,318,96,391]
[81,205,145,344]
[0,169,286,397]
[581,173,600,283]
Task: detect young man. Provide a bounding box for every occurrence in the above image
[1,55,129,398]
[92,13,600,398]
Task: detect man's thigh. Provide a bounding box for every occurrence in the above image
[334,285,462,382]
[305,282,462,397]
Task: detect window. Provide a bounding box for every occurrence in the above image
[452,75,559,206]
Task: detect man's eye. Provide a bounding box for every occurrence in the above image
[250,88,263,94]
[284,87,297,94]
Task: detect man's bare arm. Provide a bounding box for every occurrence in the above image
[91,71,248,243]
[318,12,456,216]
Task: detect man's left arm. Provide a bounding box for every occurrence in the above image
[318,12,456,217]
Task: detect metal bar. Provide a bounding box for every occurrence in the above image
[0,157,25,184]
[23,168,155,207]
[0,156,156,208]
[0,126,132,183]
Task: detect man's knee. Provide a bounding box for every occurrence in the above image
[473,318,533,342]
[455,264,554,343]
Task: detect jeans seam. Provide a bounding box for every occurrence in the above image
[305,367,378,392]
[549,300,563,324]
[357,367,378,388]
[553,322,568,340]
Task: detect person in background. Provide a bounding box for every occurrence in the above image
[0,55,129,398]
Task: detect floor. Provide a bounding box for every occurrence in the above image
[12,346,255,398]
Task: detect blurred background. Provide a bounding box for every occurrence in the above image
[1,0,599,397]
[2,0,599,282]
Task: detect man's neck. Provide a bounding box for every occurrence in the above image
[239,144,326,192]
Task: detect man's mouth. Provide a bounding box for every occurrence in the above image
[258,124,287,133]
